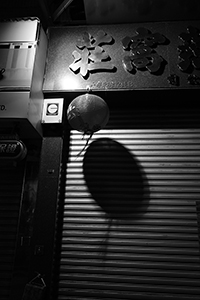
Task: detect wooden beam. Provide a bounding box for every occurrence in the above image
[53,0,74,21]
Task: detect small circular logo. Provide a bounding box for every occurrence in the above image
[47,103,59,115]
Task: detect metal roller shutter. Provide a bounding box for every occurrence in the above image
[58,107,200,300]
[0,163,25,300]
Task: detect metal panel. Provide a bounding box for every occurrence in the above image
[0,92,43,138]
[0,19,39,43]
[0,164,25,300]
[43,21,200,92]
[29,137,63,298]
[59,107,200,299]
[0,19,48,138]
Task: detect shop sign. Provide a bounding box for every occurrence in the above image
[69,27,167,78]
[43,21,200,91]
[0,140,27,160]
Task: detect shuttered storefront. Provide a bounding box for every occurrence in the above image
[0,163,25,300]
[58,106,200,300]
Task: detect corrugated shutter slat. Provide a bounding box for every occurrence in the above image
[59,109,200,300]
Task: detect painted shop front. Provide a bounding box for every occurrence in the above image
[1,18,200,300]
[41,21,200,300]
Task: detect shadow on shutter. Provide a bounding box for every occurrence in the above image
[57,107,200,300]
[83,138,149,219]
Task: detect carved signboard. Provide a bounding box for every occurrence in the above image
[43,21,200,92]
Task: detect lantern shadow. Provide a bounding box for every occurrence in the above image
[83,138,149,220]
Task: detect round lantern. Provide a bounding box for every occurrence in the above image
[67,93,109,134]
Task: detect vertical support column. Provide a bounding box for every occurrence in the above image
[29,137,63,299]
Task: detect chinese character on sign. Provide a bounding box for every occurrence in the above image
[122,27,166,74]
[69,30,115,79]
[178,26,200,72]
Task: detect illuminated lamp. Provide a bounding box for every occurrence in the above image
[67,93,109,155]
